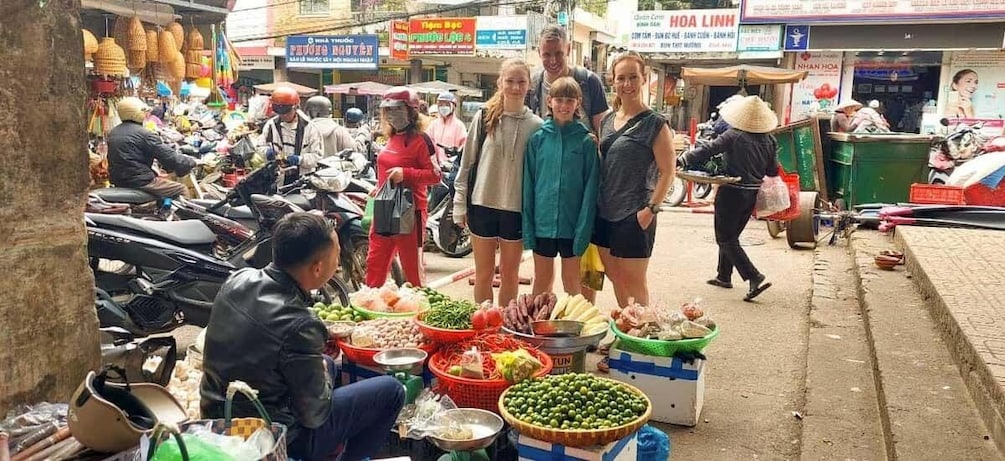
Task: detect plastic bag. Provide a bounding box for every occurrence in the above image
[637,425,671,461]
[755,175,790,217]
[396,390,459,440]
[372,182,414,236]
[147,433,235,461]
[361,196,374,232]
[580,244,605,291]
[492,349,543,384]
[459,347,484,379]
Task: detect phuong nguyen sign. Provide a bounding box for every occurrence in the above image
[408,18,476,55]
[286,35,379,69]
[476,16,528,50]
[629,9,740,53]
[741,0,1005,23]
[391,20,409,61]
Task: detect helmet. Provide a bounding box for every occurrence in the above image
[305,95,332,118]
[437,91,457,105]
[380,86,420,109]
[345,108,364,123]
[117,97,150,124]
[68,367,187,453]
[270,85,301,106]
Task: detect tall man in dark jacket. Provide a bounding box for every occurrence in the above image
[107,97,196,198]
[201,213,404,461]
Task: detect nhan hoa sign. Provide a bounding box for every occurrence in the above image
[629,9,740,53]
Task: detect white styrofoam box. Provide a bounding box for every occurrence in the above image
[517,432,638,461]
[607,347,705,427]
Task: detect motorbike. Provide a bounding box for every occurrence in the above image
[88,161,352,338]
[929,118,990,184]
[427,144,472,258]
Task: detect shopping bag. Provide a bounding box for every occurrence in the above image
[361,196,374,232]
[763,168,801,222]
[755,175,790,217]
[372,181,415,236]
[580,244,605,291]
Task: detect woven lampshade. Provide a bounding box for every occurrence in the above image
[184,27,204,51]
[113,16,131,50]
[128,49,146,72]
[171,51,186,80]
[153,62,172,81]
[145,30,159,63]
[166,22,184,51]
[82,29,98,55]
[185,50,203,79]
[127,17,146,51]
[95,37,127,77]
[158,31,177,63]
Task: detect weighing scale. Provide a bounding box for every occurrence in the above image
[425,408,504,461]
[373,348,428,405]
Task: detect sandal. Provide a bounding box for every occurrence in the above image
[596,357,610,373]
[707,278,733,289]
[744,275,772,302]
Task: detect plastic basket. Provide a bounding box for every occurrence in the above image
[414,311,500,344]
[334,339,437,367]
[428,349,552,414]
[909,183,966,205]
[351,304,420,320]
[609,321,718,357]
[964,182,1005,207]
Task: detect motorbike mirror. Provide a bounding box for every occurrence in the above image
[940,118,950,126]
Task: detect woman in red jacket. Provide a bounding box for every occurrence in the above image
[366,87,441,287]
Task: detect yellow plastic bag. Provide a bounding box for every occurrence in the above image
[580,244,605,291]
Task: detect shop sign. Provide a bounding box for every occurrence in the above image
[737,25,781,52]
[227,0,272,47]
[942,51,1005,135]
[408,18,477,55]
[628,9,740,53]
[741,0,1005,24]
[475,16,528,50]
[286,35,379,70]
[237,55,275,71]
[391,20,409,61]
[788,51,843,122]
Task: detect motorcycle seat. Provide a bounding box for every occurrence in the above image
[85,213,217,246]
[189,199,255,220]
[282,193,313,211]
[91,188,159,205]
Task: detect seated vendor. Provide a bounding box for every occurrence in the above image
[200,213,405,461]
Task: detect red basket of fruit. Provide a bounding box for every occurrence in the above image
[335,339,437,367]
[427,334,552,414]
[415,302,503,344]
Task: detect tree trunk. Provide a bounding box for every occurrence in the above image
[0,0,100,413]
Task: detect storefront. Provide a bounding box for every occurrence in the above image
[847,51,943,133]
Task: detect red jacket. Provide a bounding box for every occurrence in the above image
[375,132,441,213]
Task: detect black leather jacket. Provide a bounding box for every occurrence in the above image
[107,121,196,188]
[200,264,332,442]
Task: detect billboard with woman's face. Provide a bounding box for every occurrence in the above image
[943,51,1005,135]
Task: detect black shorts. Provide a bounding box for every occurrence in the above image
[468,205,522,241]
[534,238,575,258]
[592,213,657,258]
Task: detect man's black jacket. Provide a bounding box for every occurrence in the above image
[107,121,196,188]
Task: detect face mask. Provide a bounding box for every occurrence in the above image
[386,110,411,131]
[438,105,453,117]
[273,104,293,115]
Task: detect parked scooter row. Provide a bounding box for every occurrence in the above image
[427,144,472,258]
[928,118,1005,184]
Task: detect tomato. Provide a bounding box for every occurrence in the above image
[485,308,504,328]
[471,310,488,330]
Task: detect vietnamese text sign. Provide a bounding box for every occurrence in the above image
[629,9,740,53]
[476,16,528,50]
[741,0,1005,23]
[737,25,781,52]
[391,20,409,61]
[408,18,476,55]
[286,35,379,69]
[789,51,843,122]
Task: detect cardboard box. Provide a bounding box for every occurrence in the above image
[608,347,705,426]
[517,431,638,460]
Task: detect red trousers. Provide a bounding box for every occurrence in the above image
[365,214,426,287]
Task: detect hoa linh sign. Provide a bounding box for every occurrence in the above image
[629,9,740,53]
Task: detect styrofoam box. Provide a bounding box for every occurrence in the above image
[517,431,638,461]
[607,347,705,427]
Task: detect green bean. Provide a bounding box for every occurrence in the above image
[424,300,478,330]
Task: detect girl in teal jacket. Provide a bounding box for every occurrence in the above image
[523,77,601,296]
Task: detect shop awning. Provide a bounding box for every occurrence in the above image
[682,65,808,86]
[253,82,319,97]
[407,80,484,98]
[324,81,391,96]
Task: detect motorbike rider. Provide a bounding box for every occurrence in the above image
[304,95,362,170]
[343,107,373,159]
[427,91,468,165]
[258,86,323,177]
[107,97,197,199]
[201,212,405,461]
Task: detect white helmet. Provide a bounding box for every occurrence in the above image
[117,97,150,124]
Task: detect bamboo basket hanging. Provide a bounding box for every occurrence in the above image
[128,50,147,73]
[82,29,98,61]
[184,27,204,52]
[185,50,204,79]
[95,37,127,77]
[127,17,146,51]
[113,16,131,50]
[158,31,178,63]
[146,29,159,64]
[171,51,186,80]
[166,22,184,51]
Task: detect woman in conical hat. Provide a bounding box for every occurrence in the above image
[832,99,862,133]
[680,95,779,302]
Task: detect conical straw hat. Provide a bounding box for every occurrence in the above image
[720,95,778,134]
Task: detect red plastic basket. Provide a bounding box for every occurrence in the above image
[428,348,553,414]
[964,182,1005,206]
[909,183,966,205]
[334,339,437,367]
[414,312,500,344]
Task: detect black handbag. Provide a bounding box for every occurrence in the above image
[373,181,415,236]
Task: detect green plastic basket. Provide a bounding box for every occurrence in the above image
[350,304,420,320]
[610,321,719,357]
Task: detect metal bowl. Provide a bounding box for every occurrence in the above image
[531,320,584,337]
[427,408,505,452]
[325,321,356,340]
[503,326,606,351]
[373,348,428,375]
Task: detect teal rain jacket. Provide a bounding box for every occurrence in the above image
[522,119,600,256]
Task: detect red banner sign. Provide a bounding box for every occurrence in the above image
[391,20,409,61]
[408,18,476,55]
